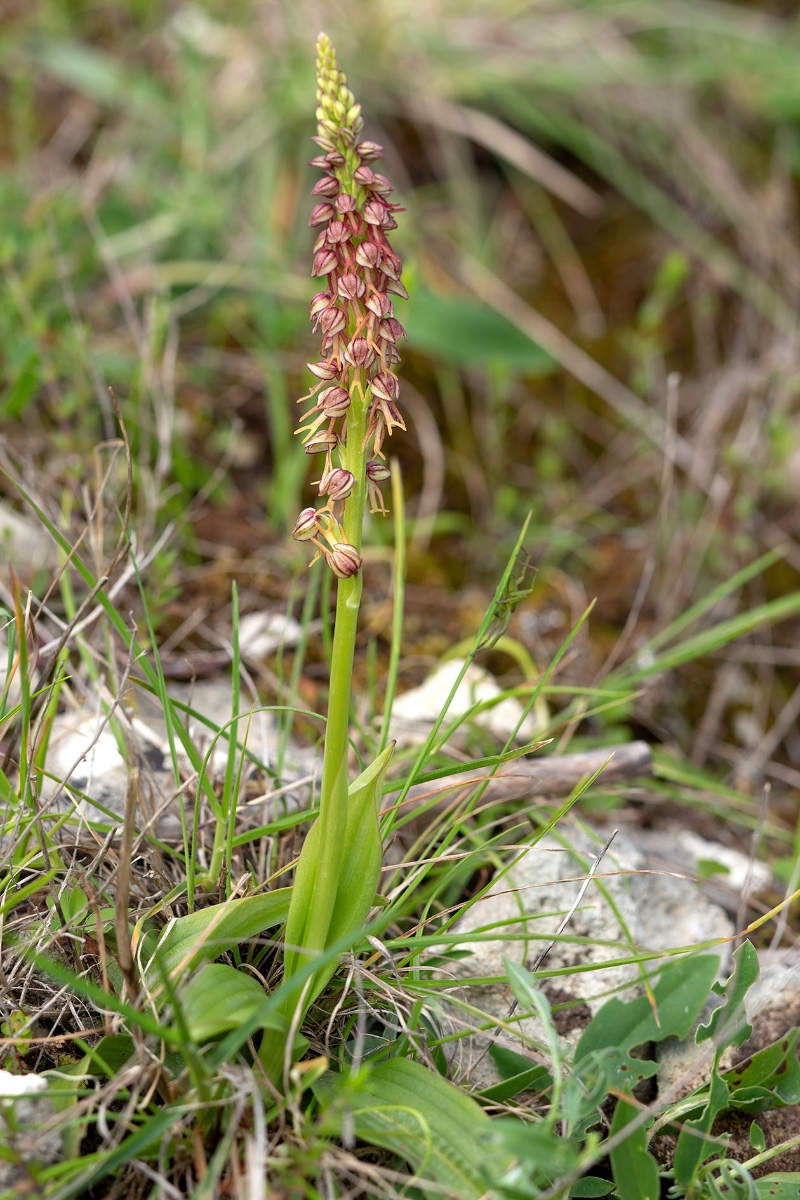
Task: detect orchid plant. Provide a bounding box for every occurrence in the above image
[259,34,407,1086]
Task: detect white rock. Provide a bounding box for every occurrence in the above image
[439,821,733,1088]
[0,1069,48,1105]
[0,1070,61,1190]
[390,659,543,749]
[238,611,303,660]
[0,501,57,573]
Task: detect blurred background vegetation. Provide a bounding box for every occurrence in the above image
[1,0,800,834]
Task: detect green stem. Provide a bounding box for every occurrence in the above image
[292,368,369,958]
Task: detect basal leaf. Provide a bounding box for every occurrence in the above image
[179,963,279,1042]
[283,743,394,998]
[609,1095,660,1200]
[318,1057,510,1199]
[144,888,291,987]
[725,1028,800,1111]
[405,288,555,373]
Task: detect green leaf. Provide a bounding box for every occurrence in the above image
[575,954,721,1094]
[755,1175,800,1198]
[570,1180,615,1198]
[697,941,758,1052]
[179,964,279,1042]
[478,1060,552,1103]
[672,1070,729,1187]
[404,287,555,373]
[724,1028,800,1112]
[283,743,395,1000]
[749,1121,766,1152]
[318,1057,510,1199]
[610,1096,659,1200]
[144,888,291,986]
[83,1034,136,1079]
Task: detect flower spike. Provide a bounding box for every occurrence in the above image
[291,32,406,573]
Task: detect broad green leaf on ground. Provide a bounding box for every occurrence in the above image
[317,1057,511,1199]
[724,1027,800,1112]
[755,1176,800,1197]
[609,1095,659,1200]
[179,963,277,1041]
[574,954,721,1094]
[143,888,291,985]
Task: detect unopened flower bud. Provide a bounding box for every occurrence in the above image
[337,273,366,301]
[312,248,338,276]
[353,165,375,186]
[309,202,336,227]
[311,176,340,197]
[363,200,388,226]
[366,461,391,482]
[319,468,355,500]
[325,543,362,578]
[356,140,384,160]
[293,508,320,541]
[355,242,381,269]
[370,173,393,195]
[318,386,351,416]
[336,193,357,214]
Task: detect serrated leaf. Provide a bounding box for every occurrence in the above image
[697,941,758,1051]
[610,1095,659,1200]
[144,888,291,987]
[318,1057,510,1199]
[574,954,720,1094]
